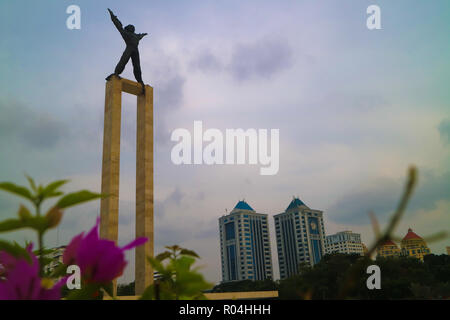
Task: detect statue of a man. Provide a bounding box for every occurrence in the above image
[106,9,148,92]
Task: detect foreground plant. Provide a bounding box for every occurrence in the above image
[0,176,103,276]
[61,218,147,299]
[0,176,154,300]
[0,176,106,299]
[0,244,66,300]
[141,245,212,300]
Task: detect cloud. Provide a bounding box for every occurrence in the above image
[156,216,218,246]
[409,170,450,212]
[149,55,186,144]
[438,119,450,145]
[144,186,218,245]
[187,37,295,82]
[328,170,450,225]
[229,38,293,81]
[189,50,223,73]
[153,186,186,219]
[165,186,184,205]
[0,99,65,149]
[21,115,65,148]
[320,93,389,114]
[328,177,401,224]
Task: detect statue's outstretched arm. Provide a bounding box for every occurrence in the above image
[108,8,123,33]
[138,33,148,40]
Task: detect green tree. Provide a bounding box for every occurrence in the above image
[212,279,278,293]
[117,281,135,296]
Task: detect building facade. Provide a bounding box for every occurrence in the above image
[400,228,431,261]
[219,201,273,282]
[274,197,326,279]
[43,245,66,274]
[325,231,365,256]
[377,240,400,258]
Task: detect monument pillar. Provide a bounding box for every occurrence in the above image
[100,76,154,296]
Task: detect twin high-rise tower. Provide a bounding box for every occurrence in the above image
[274,198,326,279]
[219,198,326,282]
[219,201,273,282]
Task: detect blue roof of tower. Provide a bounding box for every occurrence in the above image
[286,197,307,211]
[234,200,254,211]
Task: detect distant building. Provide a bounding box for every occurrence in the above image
[377,240,400,258]
[219,201,273,282]
[43,245,66,274]
[400,228,431,261]
[325,231,365,256]
[362,243,368,255]
[274,197,326,279]
[447,246,450,255]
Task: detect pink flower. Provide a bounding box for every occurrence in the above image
[0,245,65,300]
[0,244,34,277]
[63,218,147,283]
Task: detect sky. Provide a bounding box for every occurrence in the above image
[0,0,449,284]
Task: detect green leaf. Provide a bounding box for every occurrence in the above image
[40,257,54,268]
[0,218,28,233]
[0,240,31,262]
[0,216,47,233]
[25,175,37,192]
[0,182,33,202]
[56,190,103,209]
[49,264,68,279]
[165,245,180,251]
[66,283,103,300]
[102,282,114,298]
[17,204,32,220]
[45,206,63,229]
[139,285,155,300]
[148,257,165,272]
[180,249,200,258]
[41,180,69,198]
[34,247,55,256]
[155,251,171,261]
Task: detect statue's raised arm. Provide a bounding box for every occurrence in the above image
[108,8,123,33]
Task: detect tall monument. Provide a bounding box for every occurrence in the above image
[100,9,153,296]
[100,77,154,296]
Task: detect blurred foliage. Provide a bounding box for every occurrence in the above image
[0,175,103,295]
[140,245,212,300]
[278,253,450,299]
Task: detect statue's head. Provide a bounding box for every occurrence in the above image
[124,24,135,33]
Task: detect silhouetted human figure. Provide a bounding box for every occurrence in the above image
[106,9,148,93]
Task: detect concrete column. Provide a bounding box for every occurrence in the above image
[99,76,153,296]
[135,85,154,295]
[100,77,122,242]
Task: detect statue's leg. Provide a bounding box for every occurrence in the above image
[131,50,145,94]
[131,50,143,84]
[106,49,132,80]
[115,48,132,75]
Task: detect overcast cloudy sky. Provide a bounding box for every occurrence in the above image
[0,0,449,284]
